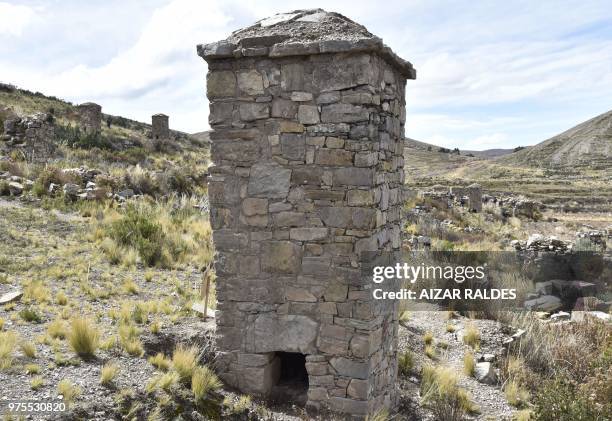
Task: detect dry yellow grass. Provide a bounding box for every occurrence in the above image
[69,318,99,358]
[172,344,199,384]
[100,362,120,386]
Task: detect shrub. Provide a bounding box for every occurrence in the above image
[398,350,414,376]
[532,377,603,421]
[25,364,40,374]
[118,324,144,357]
[19,307,42,323]
[462,323,480,349]
[109,204,164,266]
[31,376,44,390]
[192,365,221,404]
[446,323,456,333]
[505,380,530,408]
[148,353,171,371]
[56,291,68,305]
[47,319,68,339]
[425,345,436,360]
[100,362,119,387]
[20,341,37,358]
[424,331,434,345]
[57,379,81,403]
[69,318,99,358]
[420,365,479,421]
[463,351,475,376]
[0,331,18,369]
[172,344,198,384]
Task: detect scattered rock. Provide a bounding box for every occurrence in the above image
[0,290,23,305]
[474,362,497,384]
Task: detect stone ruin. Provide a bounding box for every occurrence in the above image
[419,184,483,212]
[152,113,170,139]
[198,9,415,417]
[450,184,482,212]
[77,102,102,134]
[1,111,56,162]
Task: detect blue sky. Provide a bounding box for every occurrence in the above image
[1,0,611,150]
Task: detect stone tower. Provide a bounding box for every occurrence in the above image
[77,102,102,134]
[198,9,415,417]
[152,113,170,139]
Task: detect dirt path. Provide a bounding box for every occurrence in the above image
[398,310,515,420]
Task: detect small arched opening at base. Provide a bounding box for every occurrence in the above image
[271,352,308,405]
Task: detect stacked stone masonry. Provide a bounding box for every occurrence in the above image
[152,113,170,139]
[77,102,102,134]
[199,9,415,418]
[1,112,55,163]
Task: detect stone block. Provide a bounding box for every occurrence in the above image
[207,71,236,98]
[237,70,264,95]
[347,190,375,206]
[239,103,269,121]
[260,241,301,274]
[321,103,369,123]
[329,358,369,379]
[248,314,318,354]
[271,99,298,119]
[315,149,353,166]
[347,379,369,399]
[280,133,306,160]
[298,105,320,124]
[247,163,291,198]
[333,168,374,186]
[290,227,328,241]
[286,287,317,302]
[242,198,268,216]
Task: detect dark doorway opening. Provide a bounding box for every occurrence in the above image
[271,352,308,405]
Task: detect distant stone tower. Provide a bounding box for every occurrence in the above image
[152,113,170,139]
[198,9,415,418]
[77,102,102,134]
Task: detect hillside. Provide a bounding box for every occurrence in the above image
[0,83,198,149]
[497,109,612,169]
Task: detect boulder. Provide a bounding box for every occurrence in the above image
[524,295,562,312]
[8,181,23,196]
[0,290,23,304]
[62,183,80,197]
[474,362,497,384]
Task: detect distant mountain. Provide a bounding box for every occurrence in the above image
[497,110,612,169]
[404,138,513,158]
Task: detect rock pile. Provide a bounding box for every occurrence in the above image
[511,234,572,252]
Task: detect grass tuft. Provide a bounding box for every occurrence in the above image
[463,351,475,376]
[69,318,99,358]
[100,362,120,387]
[57,379,81,403]
[172,344,198,384]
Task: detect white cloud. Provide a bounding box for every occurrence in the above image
[1,0,611,147]
[0,2,37,36]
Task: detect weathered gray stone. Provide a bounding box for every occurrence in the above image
[271,99,298,119]
[291,91,313,102]
[280,134,306,160]
[207,71,236,97]
[237,70,264,95]
[321,103,370,123]
[289,227,328,241]
[298,105,320,124]
[315,149,353,166]
[247,163,291,198]
[261,241,301,274]
[0,290,23,305]
[239,103,269,121]
[474,362,497,385]
[242,198,268,216]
